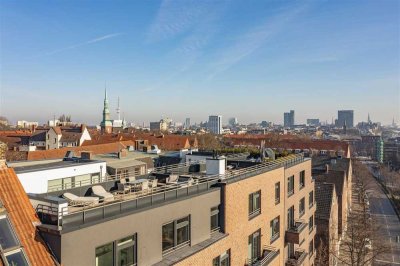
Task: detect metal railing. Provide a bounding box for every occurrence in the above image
[247,246,280,266]
[286,249,307,266]
[287,220,307,233]
[55,153,305,229]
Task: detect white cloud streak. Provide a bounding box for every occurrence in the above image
[34,33,123,57]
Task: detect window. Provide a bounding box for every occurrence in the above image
[162,216,190,253]
[299,197,305,217]
[248,230,261,263]
[0,216,19,250]
[270,216,280,243]
[309,239,314,257]
[116,235,137,266]
[211,206,220,233]
[5,249,29,266]
[309,215,314,232]
[275,182,280,204]
[287,175,294,196]
[96,243,114,266]
[287,206,294,229]
[299,170,305,189]
[213,250,230,266]
[249,190,261,218]
[54,138,56,144]
[309,191,314,208]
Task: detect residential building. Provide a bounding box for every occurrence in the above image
[336,110,354,128]
[315,182,339,266]
[150,120,168,131]
[46,125,91,150]
[19,152,315,266]
[16,120,39,129]
[284,110,295,128]
[208,115,222,135]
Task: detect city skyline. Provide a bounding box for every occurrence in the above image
[1,0,399,125]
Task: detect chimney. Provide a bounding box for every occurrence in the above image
[118,148,128,159]
[206,156,226,176]
[325,164,330,173]
[80,124,87,133]
[81,151,93,160]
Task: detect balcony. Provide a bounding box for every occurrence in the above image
[247,246,280,266]
[285,220,307,244]
[285,249,307,266]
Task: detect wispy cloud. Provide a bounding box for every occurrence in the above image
[34,33,123,57]
[146,0,216,43]
[207,3,311,79]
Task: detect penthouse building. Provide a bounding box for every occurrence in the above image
[1,151,316,266]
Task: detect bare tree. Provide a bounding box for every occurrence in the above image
[329,160,390,266]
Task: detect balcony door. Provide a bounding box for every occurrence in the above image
[248,230,261,263]
[287,206,294,229]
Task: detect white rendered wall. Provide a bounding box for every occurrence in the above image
[16,162,107,194]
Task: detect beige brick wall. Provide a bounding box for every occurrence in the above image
[177,159,316,266]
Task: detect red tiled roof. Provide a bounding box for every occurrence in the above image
[0,167,54,265]
[224,135,349,156]
[27,140,135,160]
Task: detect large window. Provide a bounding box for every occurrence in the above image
[249,190,261,218]
[287,175,294,196]
[248,230,261,263]
[213,250,230,266]
[162,216,190,253]
[270,216,280,243]
[96,235,137,266]
[5,249,29,266]
[96,243,114,266]
[275,182,280,204]
[309,191,314,208]
[299,170,305,189]
[299,197,305,217]
[211,206,220,232]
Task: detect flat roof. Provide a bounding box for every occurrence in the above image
[12,159,104,174]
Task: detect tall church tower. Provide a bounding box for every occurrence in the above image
[100,87,112,133]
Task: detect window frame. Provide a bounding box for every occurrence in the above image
[213,250,230,266]
[299,197,305,218]
[210,206,220,233]
[309,191,314,208]
[309,215,314,232]
[299,170,305,189]
[248,190,261,219]
[275,182,280,205]
[162,216,191,255]
[270,216,280,243]
[248,229,261,264]
[287,175,294,196]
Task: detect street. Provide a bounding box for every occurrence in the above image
[367,168,400,265]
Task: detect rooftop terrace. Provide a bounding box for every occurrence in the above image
[33,153,307,231]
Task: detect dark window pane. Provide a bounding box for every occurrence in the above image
[118,245,135,266]
[96,243,113,266]
[6,250,29,266]
[162,222,174,251]
[0,218,19,250]
[177,223,189,245]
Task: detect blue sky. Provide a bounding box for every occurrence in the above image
[0,0,399,126]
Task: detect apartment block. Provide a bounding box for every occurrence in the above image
[1,151,315,266]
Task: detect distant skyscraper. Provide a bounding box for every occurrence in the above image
[284,110,295,128]
[185,118,191,129]
[228,117,238,127]
[208,115,222,134]
[337,110,354,128]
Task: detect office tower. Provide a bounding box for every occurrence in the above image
[284,110,295,128]
[337,110,354,128]
[208,115,222,134]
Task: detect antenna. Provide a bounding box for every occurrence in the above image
[116,96,121,120]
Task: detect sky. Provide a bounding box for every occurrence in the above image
[0,0,399,126]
